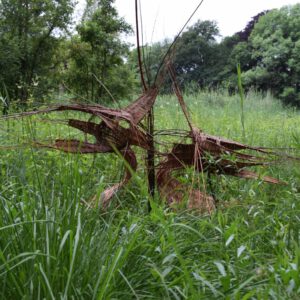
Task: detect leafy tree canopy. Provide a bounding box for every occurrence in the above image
[0,0,75,105]
[173,20,220,88]
[243,4,300,105]
[65,0,136,103]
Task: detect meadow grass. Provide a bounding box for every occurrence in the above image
[0,90,300,299]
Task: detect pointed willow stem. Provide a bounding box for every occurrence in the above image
[135,0,155,210]
[135,0,147,91]
[147,107,155,210]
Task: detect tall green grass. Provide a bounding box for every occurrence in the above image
[237,63,246,140]
[0,90,300,299]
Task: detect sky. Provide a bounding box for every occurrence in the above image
[76,0,300,44]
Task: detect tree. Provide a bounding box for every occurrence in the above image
[66,0,135,103]
[236,11,269,42]
[0,0,75,105]
[243,4,300,105]
[127,39,172,93]
[172,20,220,89]
[0,34,20,103]
[214,11,269,92]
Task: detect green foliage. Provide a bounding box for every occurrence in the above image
[0,36,20,102]
[173,20,221,88]
[128,20,222,93]
[65,0,136,103]
[128,39,171,92]
[135,4,300,107]
[241,4,300,105]
[0,0,75,105]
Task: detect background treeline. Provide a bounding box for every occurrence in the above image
[0,0,300,110]
[140,5,300,106]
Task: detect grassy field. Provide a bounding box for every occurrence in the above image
[1,90,300,299]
